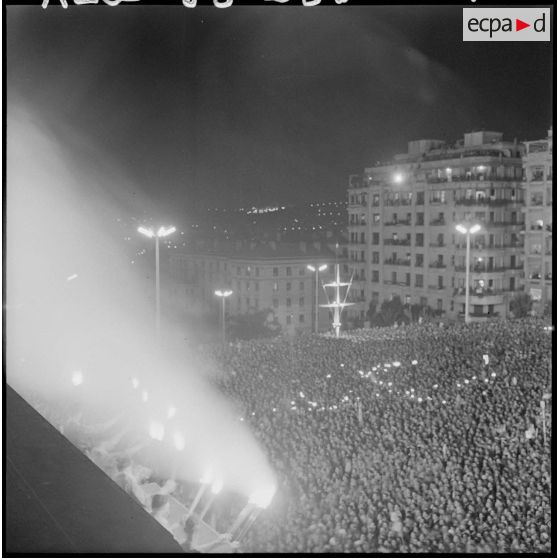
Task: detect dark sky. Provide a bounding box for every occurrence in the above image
[7,4,554,220]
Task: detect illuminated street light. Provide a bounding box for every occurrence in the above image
[307,264,328,333]
[393,173,403,184]
[455,223,482,323]
[138,225,176,337]
[215,289,233,345]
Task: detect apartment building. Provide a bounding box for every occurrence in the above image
[522,128,553,313]
[168,240,339,333]
[347,131,525,322]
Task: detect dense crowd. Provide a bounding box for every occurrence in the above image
[23,317,552,553]
[208,318,552,553]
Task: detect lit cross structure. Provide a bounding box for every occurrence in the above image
[307,264,327,333]
[321,263,354,338]
[215,289,233,345]
[455,223,481,323]
[138,225,176,336]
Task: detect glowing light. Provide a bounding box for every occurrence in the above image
[411,360,418,365]
[66,274,78,281]
[149,421,165,441]
[211,477,223,495]
[484,378,489,383]
[138,226,155,238]
[272,408,276,412]
[418,397,423,403]
[392,361,401,367]
[457,383,461,388]
[464,379,469,384]
[249,485,276,509]
[340,363,345,368]
[384,363,391,368]
[388,382,392,387]
[491,372,496,378]
[142,390,149,402]
[393,173,403,184]
[433,384,438,389]
[299,391,305,398]
[71,370,83,386]
[410,394,415,399]
[326,374,331,379]
[167,406,176,419]
[215,289,233,298]
[472,376,476,380]
[379,381,383,385]
[173,431,185,451]
[442,400,447,405]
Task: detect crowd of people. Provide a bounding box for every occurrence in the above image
[24,317,552,553]
[207,318,552,553]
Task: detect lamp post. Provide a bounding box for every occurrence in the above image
[138,225,176,337]
[307,264,327,333]
[455,223,481,323]
[215,290,233,345]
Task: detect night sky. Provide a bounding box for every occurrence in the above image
[7,4,554,221]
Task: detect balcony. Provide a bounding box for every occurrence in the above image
[384,259,411,267]
[529,273,552,281]
[454,265,523,273]
[454,198,521,206]
[455,243,524,251]
[384,219,412,226]
[430,219,446,226]
[453,288,506,306]
[384,199,413,206]
[429,243,446,248]
[429,262,447,269]
[485,221,524,229]
[384,238,411,246]
[428,285,445,291]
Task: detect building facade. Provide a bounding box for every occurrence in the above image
[169,241,341,333]
[347,131,526,323]
[522,128,553,313]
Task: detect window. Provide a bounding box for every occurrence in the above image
[373,213,380,223]
[391,271,397,284]
[299,297,305,306]
[273,282,278,291]
[416,191,424,205]
[273,267,278,277]
[438,276,444,289]
[286,315,292,325]
[237,266,241,275]
[286,282,292,291]
[286,267,292,276]
[372,233,380,245]
[405,273,411,286]
[255,282,259,292]
[372,194,380,206]
[372,291,379,303]
[286,298,292,307]
[415,254,424,267]
[372,270,379,282]
[416,212,424,226]
[299,314,305,324]
[416,233,424,247]
[273,298,279,309]
[437,299,443,311]
[415,274,423,287]
[372,252,379,264]
[299,267,305,276]
[299,281,305,291]
[255,267,260,277]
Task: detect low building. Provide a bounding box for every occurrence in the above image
[169,240,344,333]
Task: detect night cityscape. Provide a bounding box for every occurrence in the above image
[5,3,554,554]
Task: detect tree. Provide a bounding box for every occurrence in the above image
[370,296,410,327]
[228,309,281,340]
[509,293,533,318]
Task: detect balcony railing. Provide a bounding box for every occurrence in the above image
[529,273,552,281]
[429,262,447,269]
[384,259,411,266]
[384,239,411,246]
[454,265,523,273]
[486,221,523,228]
[455,243,524,250]
[428,285,445,290]
[429,243,446,248]
[454,198,521,206]
[430,219,446,226]
[384,219,412,226]
[384,200,413,206]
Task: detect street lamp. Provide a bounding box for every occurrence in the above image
[138,225,176,336]
[215,289,233,345]
[455,223,481,323]
[307,264,327,333]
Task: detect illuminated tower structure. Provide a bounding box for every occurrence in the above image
[321,261,354,338]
